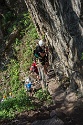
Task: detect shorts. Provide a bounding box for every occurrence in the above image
[27,88,32,93]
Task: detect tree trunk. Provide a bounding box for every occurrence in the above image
[26,0,83,94]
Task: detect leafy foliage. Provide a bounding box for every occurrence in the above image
[35,89,53,105]
[0,90,34,119]
[0,8,52,120]
[0,11,39,119]
[81,53,83,60]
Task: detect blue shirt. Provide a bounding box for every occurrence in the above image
[25,82,32,90]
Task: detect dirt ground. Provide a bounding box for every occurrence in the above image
[0,68,83,125]
[0,99,83,125]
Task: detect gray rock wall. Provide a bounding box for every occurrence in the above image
[26,0,83,92]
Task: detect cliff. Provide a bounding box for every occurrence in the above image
[26,0,83,93]
[0,1,83,124]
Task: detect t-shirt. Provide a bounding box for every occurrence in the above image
[36,46,45,57]
[25,82,32,90]
[36,46,48,65]
[30,61,39,75]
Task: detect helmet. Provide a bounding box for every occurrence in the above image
[39,40,44,47]
[26,78,30,83]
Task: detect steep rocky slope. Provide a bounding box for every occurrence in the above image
[0,1,83,125]
[27,0,83,93]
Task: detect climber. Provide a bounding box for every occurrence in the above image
[34,39,49,90]
[30,58,39,80]
[24,77,33,96]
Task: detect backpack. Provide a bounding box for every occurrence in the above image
[33,46,39,58]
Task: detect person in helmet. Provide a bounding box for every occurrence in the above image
[35,40,49,90]
[30,58,40,83]
[38,40,48,69]
[24,78,33,96]
[30,59,39,76]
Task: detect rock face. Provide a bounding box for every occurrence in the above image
[0,0,27,53]
[26,0,83,93]
[5,0,27,14]
[32,116,64,125]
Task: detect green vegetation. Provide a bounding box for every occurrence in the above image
[0,10,52,119]
[0,92,34,119]
[0,88,52,119]
[81,53,83,60]
[35,89,53,105]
